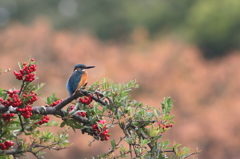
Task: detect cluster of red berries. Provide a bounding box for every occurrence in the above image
[14,59,37,82]
[0,141,14,150]
[50,99,63,106]
[0,90,36,119]
[16,105,33,119]
[77,112,87,117]
[2,113,14,122]
[14,71,24,80]
[92,120,110,141]
[68,105,74,111]
[22,91,38,105]
[0,90,22,107]
[34,115,50,125]
[79,95,93,105]
[161,123,173,129]
[0,90,37,108]
[155,122,173,130]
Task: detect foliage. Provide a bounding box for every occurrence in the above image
[1,0,239,57]
[184,0,240,58]
[0,59,200,158]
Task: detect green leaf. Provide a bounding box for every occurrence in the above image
[153,109,159,119]
[135,84,139,88]
[166,115,175,120]
[8,121,20,124]
[172,143,182,149]
[35,83,45,92]
[18,62,23,69]
[60,122,66,128]
[119,144,126,152]
[111,139,116,149]
[162,97,174,114]
[3,91,8,100]
[93,105,98,114]
[141,139,150,145]
[162,140,169,149]
[24,132,32,136]
[100,153,107,158]
[152,135,162,141]
[7,127,21,131]
[0,131,8,137]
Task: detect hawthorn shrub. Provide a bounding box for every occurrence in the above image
[0,58,200,158]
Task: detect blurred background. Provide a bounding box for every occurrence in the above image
[0,0,240,158]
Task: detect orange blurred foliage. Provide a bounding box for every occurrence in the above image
[0,19,239,159]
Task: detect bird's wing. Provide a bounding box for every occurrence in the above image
[66,71,81,96]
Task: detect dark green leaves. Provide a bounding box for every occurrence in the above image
[161,97,174,114]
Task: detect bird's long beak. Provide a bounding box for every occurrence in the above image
[85,66,95,69]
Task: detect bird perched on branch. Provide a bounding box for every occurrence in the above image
[66,64,95,96]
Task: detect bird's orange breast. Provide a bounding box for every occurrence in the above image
[78,70,88,89]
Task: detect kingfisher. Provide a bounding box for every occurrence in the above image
[66,64,95,96]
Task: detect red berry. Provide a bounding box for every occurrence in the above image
[68,106,74,111]
[50,99,63,106]
[1,144,6,150]
[91,120,110,141]
[34,115,49,125]
[79,95,93,105]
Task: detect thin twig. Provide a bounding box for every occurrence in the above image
[18,81,26,132]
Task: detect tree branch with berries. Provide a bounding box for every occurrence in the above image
[0,58,201,159]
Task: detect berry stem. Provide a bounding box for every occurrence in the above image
[18,81,26,97]
[17,114,24,133]
[0,119,3,135]
[18,81,26,132]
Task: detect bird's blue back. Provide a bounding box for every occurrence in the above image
[66,70,84,96]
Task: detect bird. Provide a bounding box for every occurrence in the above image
[66,64,95,96]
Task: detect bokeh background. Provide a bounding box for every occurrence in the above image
[0,0,240,158]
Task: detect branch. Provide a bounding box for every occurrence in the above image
[0,144,68,156]
[0,90,98,124]
[0,149,22,155]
